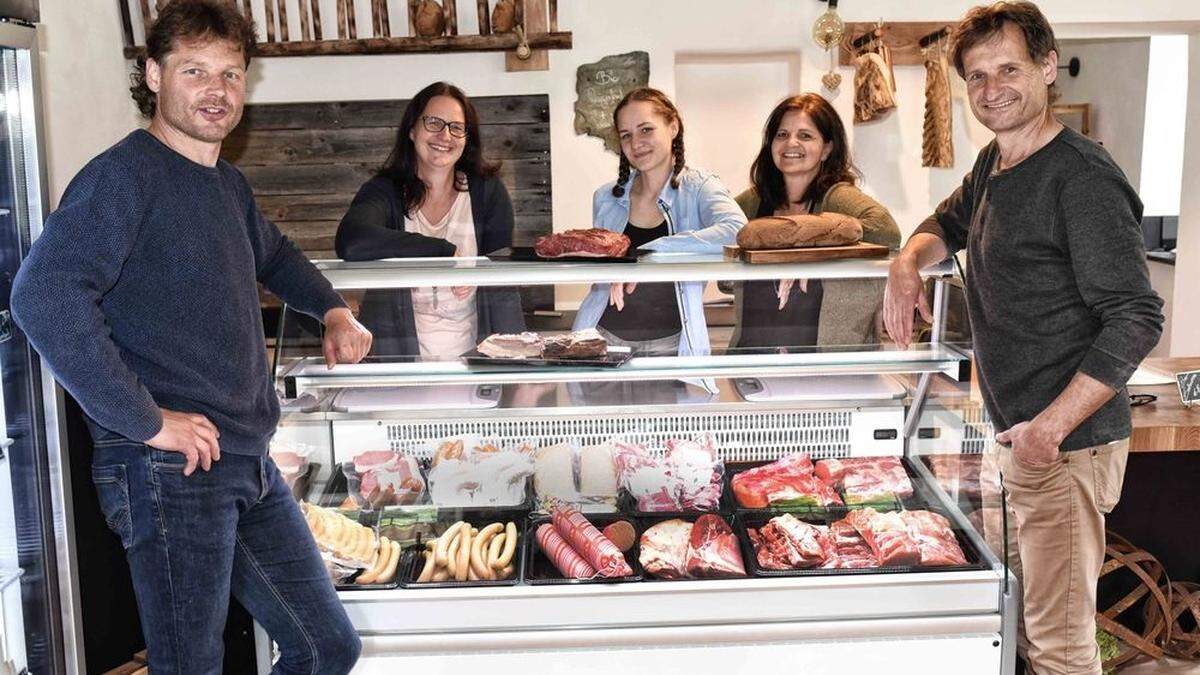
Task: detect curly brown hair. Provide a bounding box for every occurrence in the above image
[610,87,686,198]
[129,0,257,119]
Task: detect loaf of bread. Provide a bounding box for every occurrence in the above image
[736,214,864,250]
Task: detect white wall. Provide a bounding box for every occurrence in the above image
[1056,38,1150,188]
[1140,35,1189,216]
[1171,32,1200,357]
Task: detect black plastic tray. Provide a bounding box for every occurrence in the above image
[637,513,749,581]
[524,514,642,585]
[334,542,403,591]
[734,508,988,578]
[461,346,633,369]
[400,514,526,588]
[487,246,648,263]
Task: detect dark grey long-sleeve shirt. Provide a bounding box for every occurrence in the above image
[914,127,1163,452]
[11,130,346,454]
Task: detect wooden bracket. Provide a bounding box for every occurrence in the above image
[838,21,955,66]
[506,0,550,71]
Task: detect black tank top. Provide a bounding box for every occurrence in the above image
[598,221,682,341]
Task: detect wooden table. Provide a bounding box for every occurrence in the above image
[1128,357,1200,452]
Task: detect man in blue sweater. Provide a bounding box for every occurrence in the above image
[10,1,369,672]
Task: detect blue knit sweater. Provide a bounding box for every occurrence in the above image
[11,130,346,455]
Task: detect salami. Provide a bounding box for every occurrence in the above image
[536,523,596,579]
[551,505,633,577]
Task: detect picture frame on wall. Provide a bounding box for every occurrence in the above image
[1053,103,1091,137]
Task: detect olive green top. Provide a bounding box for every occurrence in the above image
[730,183,901,347]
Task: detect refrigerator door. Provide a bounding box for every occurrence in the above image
[0,20,72,675]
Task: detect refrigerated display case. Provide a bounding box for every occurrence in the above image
[262,252,1017,675]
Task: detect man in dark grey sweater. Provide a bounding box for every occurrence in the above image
[884,3,1162,674]
[10,1,369,672]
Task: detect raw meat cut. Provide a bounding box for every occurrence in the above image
[537,523,596,579]
[638,519,692,579]
[534,228,631,258]
[352,451,424,506]
[844,508,922,567]
[541,328,608,359]
[815,456,913,505]
[749,513,830,570]
[685,514,746,578]
[731,454,842,509]
[899,510,967,566]
[820,519,879,569]
[550,505,633,577]
[476,332,544,359]
[925,454,984,502]
[612,437,725,512]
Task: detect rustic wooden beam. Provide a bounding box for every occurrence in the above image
[124,31,571,58]
[444,0,458,36]
[242,0,253,21]
[311,0,323,39]
[277,0,289,42]
[407,0,419,37]
[476,0,490,35]
[335,0,347,38]
[298,0,312,41]
[548,0,556,32]
[264,0,277,42]
[117,0,136,49]
[506,0,547,71]
[138,0,153,41]
[346,0,358,39]
[381,0,391,36]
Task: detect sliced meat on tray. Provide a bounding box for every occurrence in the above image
[844,508,922,567]
[821,520,879,569]
[638,519,692,579]
[534,228,631,258]
[815,456,914,505]
[749,513,830,570]
[899,510,968,566]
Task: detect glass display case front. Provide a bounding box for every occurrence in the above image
[260,253,1014,675]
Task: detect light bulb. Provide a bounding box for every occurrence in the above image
[812,0,845,51]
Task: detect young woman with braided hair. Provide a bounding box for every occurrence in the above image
[572,88,745,367]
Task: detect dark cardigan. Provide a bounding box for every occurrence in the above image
[335,173,526,356]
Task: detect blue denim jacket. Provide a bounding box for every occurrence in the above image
[572,167,746,362]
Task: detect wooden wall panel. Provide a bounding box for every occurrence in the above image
[223,94,553,310]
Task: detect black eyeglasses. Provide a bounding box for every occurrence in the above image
[421,115,467,138]
[1130,393,1157,407]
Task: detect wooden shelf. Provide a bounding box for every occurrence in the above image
[838,21,955,66]
[123,31,571,59]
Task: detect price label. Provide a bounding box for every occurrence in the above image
[1177,370,1200,408]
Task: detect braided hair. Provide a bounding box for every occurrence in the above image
[610,87,686,197]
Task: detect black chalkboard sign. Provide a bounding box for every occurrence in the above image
[1178,369,1200,408]
[574,51,650,153]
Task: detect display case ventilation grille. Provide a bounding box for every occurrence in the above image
[384,410,855,461]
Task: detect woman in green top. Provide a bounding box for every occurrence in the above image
[729,93,901,350]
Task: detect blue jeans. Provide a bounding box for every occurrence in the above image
[89,430,361,674]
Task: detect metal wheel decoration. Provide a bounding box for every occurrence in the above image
[1144,581,1200,660]
[1097,531,1172,670]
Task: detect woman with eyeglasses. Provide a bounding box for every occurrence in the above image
[728,94,900,350]
[336,81,524,358]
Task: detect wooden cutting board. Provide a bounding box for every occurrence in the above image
[723,242,891,264]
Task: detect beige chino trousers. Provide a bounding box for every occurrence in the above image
[998,439,1130,675]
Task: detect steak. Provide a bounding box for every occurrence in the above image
[534,228,631,258]
[685,514,746,578]
[731,454,841,509]
[844,508,922,567]
[815,456,914,505]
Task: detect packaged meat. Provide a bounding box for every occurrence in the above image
[638,519,693,579]
[351,450,425,507]
[820,519,879,569]
[426,435,534,508]
[814,456,914,506]
[748,513,830,570]
[735,214,863,250]
[533,442,618,512]
[534,228,631,258]
[537,523,597,579]
[685,514,746,578]
[476,331,544,359]
[612,436,725,513]
[542,328,608,359]
[578,443,618,500]
[550,505,633,577]
[730,454,842,509]
[301,502,382,583]
[899,510,967,567]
